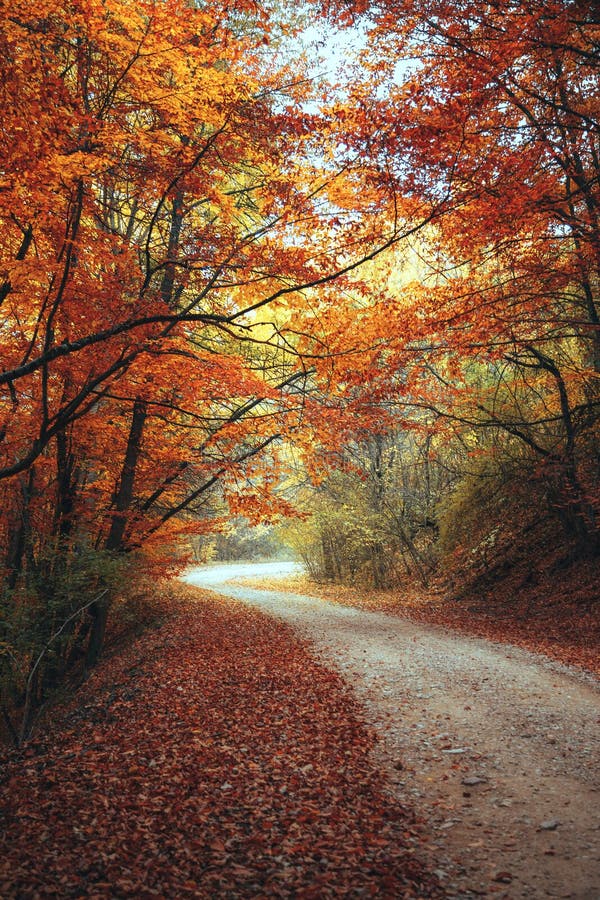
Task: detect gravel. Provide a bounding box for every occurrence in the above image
[184,562,600,899]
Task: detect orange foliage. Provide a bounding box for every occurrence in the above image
[313,0,600,555]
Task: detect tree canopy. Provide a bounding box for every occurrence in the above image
[1,0,598,741]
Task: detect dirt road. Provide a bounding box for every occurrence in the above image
[184,562,600,899]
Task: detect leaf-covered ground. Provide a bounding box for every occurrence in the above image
[0,585,443,899]
[244,566,600,678]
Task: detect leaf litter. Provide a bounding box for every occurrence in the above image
[0,584,443,899]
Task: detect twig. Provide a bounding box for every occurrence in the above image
[17,589,109,745]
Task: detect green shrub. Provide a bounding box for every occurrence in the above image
[0,540,127,745]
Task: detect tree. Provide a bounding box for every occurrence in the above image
[319,0,600,558]
[3,0,449,738]
[282,425,448,587]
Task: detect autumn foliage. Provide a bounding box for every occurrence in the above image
[0,4,598,899]
[287,0,600,595]
[1,0,598,739]
[0,0,410,733]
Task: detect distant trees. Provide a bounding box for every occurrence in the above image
[282,429,449,588]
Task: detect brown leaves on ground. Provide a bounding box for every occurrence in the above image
[249,567,600,679]
[0,584,442,899]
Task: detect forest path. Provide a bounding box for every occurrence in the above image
[184,562,600,900]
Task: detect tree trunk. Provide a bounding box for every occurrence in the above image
[85,597,109,671]
[54,427,78,541]
[86,398,147,668]
[105,398,147,553]
[5,470,35,590]
[160,191,184,306]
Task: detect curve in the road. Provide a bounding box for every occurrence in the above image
[183,562,600,900]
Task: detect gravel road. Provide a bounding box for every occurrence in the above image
[183,562,600,899]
